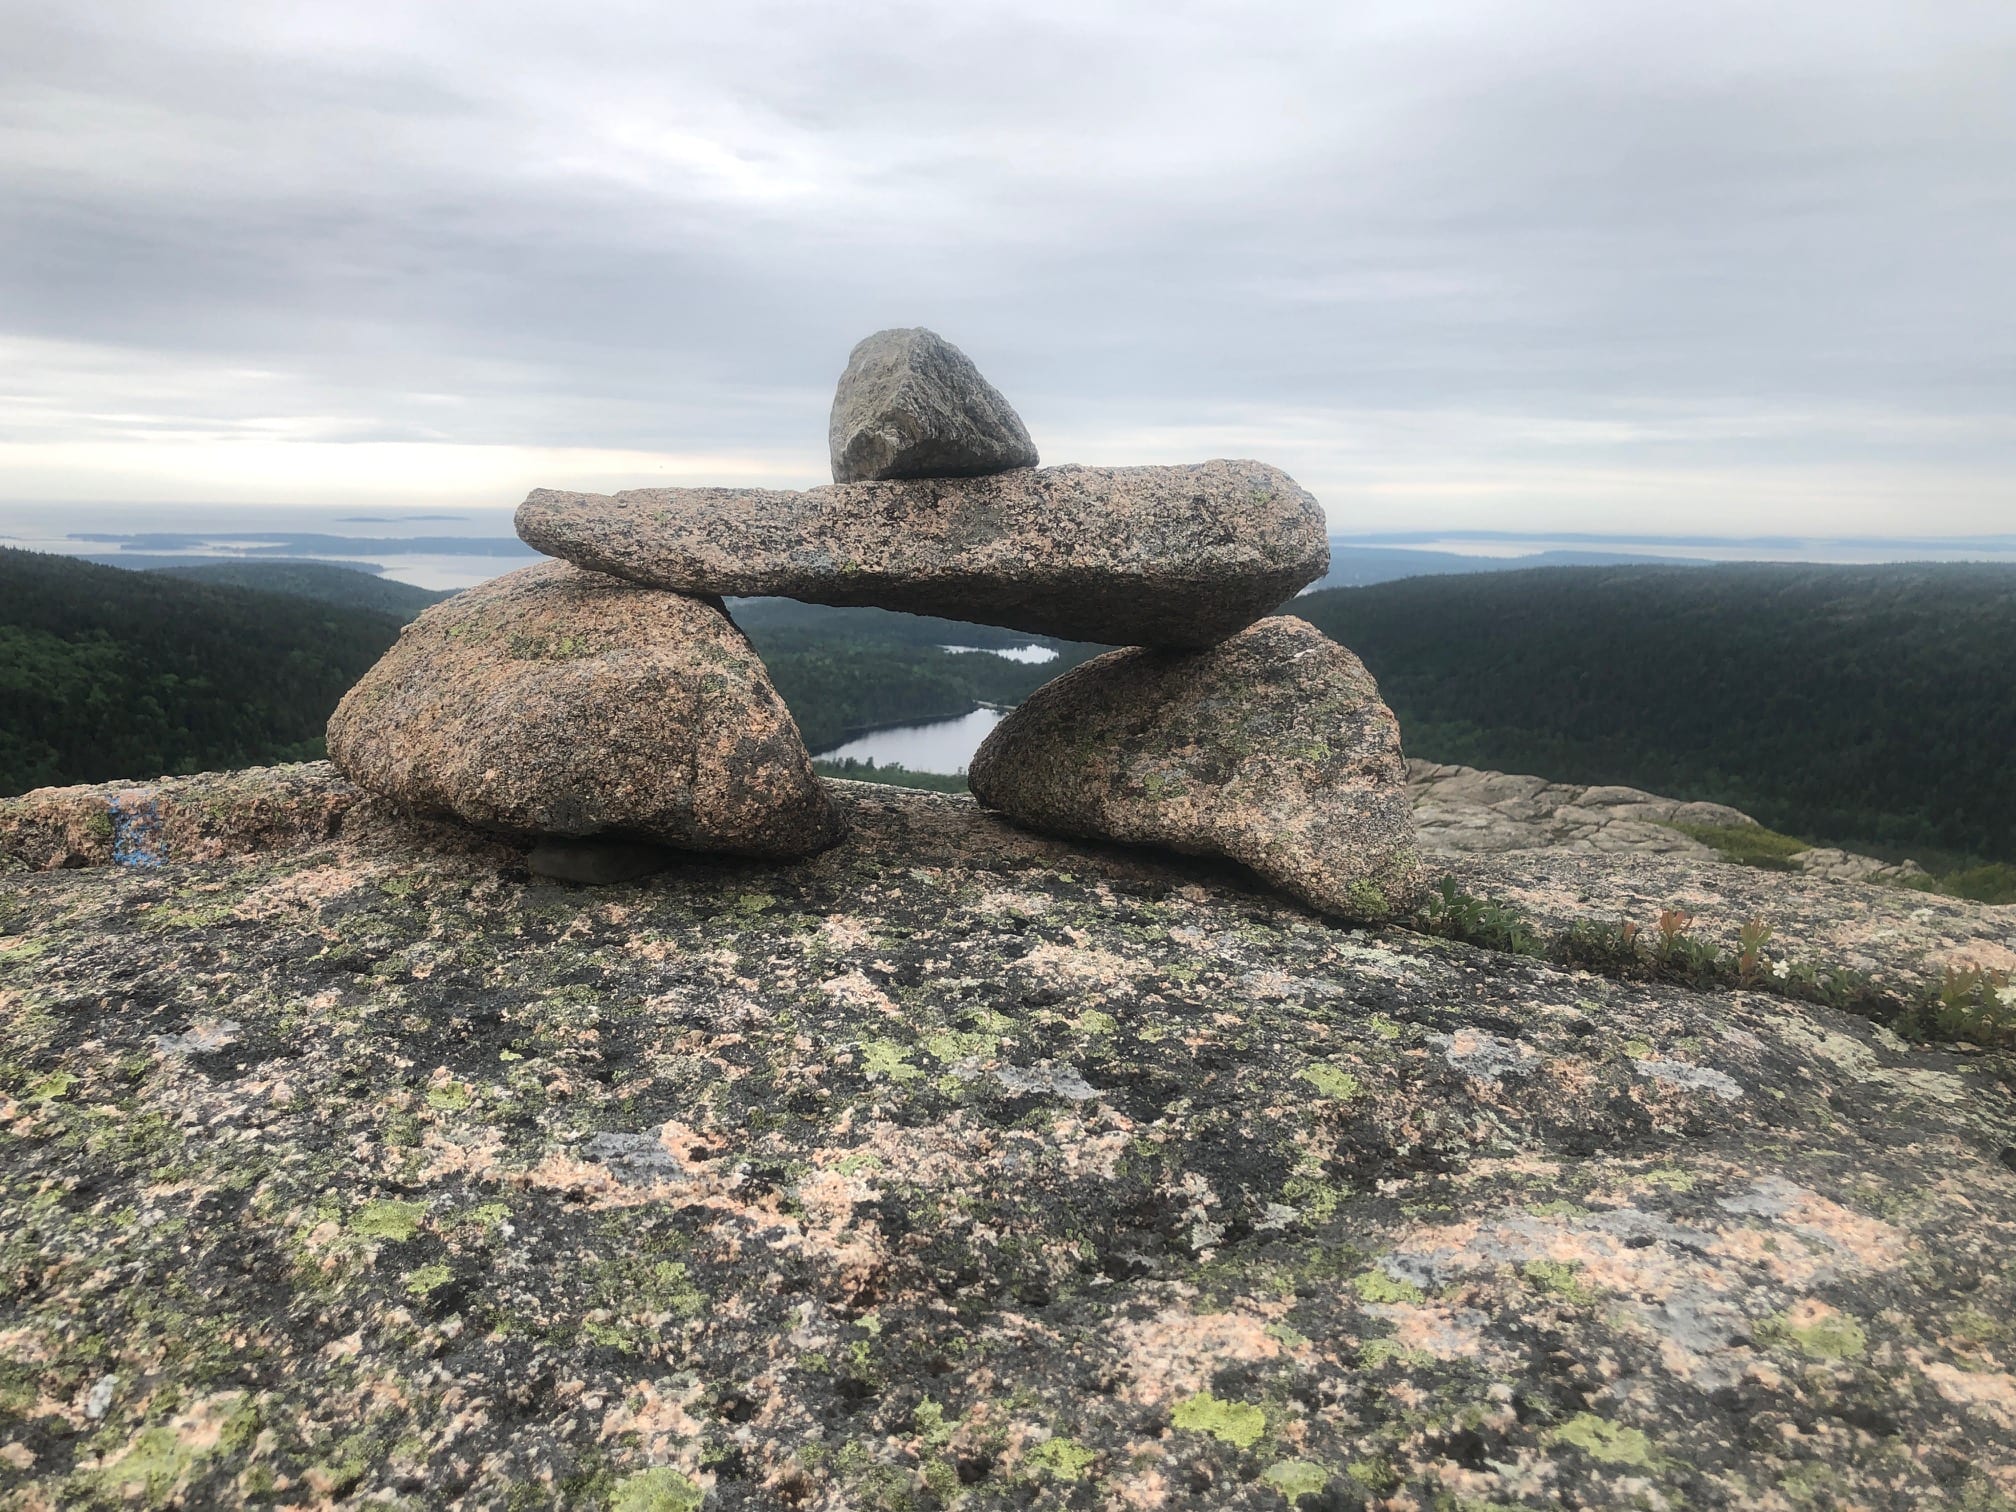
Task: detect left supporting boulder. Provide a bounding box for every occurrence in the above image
[327,561,838,859]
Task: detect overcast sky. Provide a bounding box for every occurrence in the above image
[3,0,2011,533]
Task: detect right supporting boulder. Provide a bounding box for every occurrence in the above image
[968,616,1422,921]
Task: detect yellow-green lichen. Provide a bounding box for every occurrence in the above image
[1639,1166,1697,1191]
[1298,1064,1361,1100]
[1022,1436,1097,1479]
[349,1199,425,1241]
[1171,1390,1266,1448]
[425,1082,473,1113]
[1359,1338,1432,1368]
[1523,1258,1599,1304]
[28,1070,77,1102]
[1264,1459,1330,1499]
[610,1466,704,1512]
[1548,1412,1656,1466]
[87,1426,208,1502]
[1351,1268,1424,1305]
[1345,881,1390,919]
[858,1040,922,1082]
[1760,1307,1867,1360]
[1346,1457,1400,1491]
[403,1263,453,1296]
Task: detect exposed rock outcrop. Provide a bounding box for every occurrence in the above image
[516,459,1329,649]
[326,561,836,858]
[970,617,1420,921]
[1410,759,1931,883]
[1410,760,1751,856]
[0,761,353,872]
[828,326,1038,483]
[2,764,2014,1508]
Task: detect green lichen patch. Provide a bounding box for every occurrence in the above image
[1522,1258,1599,1304]
[1263,1458,1330,1499]
[609,1466,704,1511]
[1171,1390,1267,1448]
[1351,1268,1425,1305]
[1022,1435,1097,1478]
[1761,1303,1869,1360]
[1547,1412,1658,1467]
[349,1199,426,1241]
[1297,1063,1361,1100]
[403,1262,454,1296]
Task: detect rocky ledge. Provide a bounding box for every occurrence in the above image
[1410,762,1931,886]
[3,767,2016,1509]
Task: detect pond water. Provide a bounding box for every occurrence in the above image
[814,705,1008,774]
[940,643,1058,665]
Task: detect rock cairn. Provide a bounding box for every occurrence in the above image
[331,327,1420,916]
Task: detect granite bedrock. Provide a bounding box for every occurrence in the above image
[2,765,2015,1508]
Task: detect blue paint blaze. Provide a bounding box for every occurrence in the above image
[110,796,166,867]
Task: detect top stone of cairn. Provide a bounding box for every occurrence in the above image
[829,328,1038,483]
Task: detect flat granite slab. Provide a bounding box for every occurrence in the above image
[4,766,2016,1507]
[515,460,1329,649]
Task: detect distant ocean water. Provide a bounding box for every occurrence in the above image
[3,503,2012,594]
[0,503,540,590]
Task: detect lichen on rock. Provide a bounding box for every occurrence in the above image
[3,765,2015,1507]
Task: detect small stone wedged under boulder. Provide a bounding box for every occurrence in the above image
[829,327,1038,483]
[326,561,836,858]
[517,459,1328,648]
[969,615,1421,920]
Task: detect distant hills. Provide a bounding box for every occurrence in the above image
[144,560,453,618]
[1295,561,2016,866]
[1310,543,1703,589]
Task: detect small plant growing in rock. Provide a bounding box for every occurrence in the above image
[1735,919,1773,985]
[1648,907,1723,983]
[1419,879,1544,956]
[1654,908,1692,957]
[1558,918,1643,972]
[1904,965,2016,1047]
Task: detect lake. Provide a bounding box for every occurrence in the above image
[941,643,1058,665]
[815,705,1007,774]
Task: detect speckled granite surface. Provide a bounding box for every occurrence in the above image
[3,771,2015,1508]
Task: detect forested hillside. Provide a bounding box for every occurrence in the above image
[1295,562,2016,865]
[0,549,407,794]
[10,546,2012,877]
[146,560,452,618]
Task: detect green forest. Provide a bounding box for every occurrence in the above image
[148,560,454,618]
[1295,561,2016,868]
[5,550,2012,888]
[0,553,1094,795]
[0,550,409,793]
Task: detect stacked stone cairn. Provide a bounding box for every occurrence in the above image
[328,328,1422,915]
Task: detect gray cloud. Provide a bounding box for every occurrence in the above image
[1,0,2011,527]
